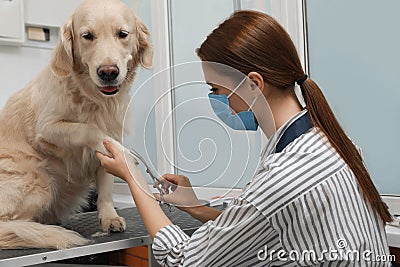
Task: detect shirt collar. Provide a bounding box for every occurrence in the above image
[260,109,311,159]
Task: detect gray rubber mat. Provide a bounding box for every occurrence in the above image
[0,204,204,266]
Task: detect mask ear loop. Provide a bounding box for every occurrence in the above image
[227,76,247,98]
[247,93,259,111]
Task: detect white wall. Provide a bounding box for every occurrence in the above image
[0,46,51,108]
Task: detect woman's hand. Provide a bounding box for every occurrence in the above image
[154,174,201,213]
[95,140,132,181]
[155,174,222,222]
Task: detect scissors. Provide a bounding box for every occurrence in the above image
[129,148,172,212]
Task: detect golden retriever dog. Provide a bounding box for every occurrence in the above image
[0,0,152,249]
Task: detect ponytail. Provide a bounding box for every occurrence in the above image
[300,76,392,223]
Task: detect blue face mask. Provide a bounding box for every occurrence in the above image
[208,78,258,131]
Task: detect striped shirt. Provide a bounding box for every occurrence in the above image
[152,110,390,266]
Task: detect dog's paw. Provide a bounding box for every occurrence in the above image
[94,141,113,157]
[100,215,126,232]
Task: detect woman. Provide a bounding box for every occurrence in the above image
[96,11,392,266]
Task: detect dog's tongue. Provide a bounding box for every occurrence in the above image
[101,86,118,93]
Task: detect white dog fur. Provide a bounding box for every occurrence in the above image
[0,0,152,249]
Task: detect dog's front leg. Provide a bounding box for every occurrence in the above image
[38,120,113,156]
[96,167,126,232]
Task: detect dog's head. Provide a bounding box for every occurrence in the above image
[51,0,152,97]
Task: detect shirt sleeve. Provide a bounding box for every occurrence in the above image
[152,224,190,267]
[151,198,272,267]
[268,172,390,266]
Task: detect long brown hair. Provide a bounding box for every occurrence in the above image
[197,10,392,223]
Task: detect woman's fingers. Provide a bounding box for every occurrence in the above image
[96,151,112,167]
[161,174,180,184]
[161,174,190,186]
[96,151,104,160]
[154,175,178,189]
[103,140,118,156]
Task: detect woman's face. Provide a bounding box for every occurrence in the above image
[202,62,252,114]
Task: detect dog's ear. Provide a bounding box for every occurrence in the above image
[51,18,74,77]
[135,16,153,69]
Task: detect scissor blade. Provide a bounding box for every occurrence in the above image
[129,148,172,211]
[129,148,166,192]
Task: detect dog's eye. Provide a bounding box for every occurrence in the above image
[82,32,94,41]
[118,30,129,39]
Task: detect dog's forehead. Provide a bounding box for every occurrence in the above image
[73,0,135,32]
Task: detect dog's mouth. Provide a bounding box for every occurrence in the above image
[98,86,120,96]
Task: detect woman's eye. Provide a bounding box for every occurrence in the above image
[210,88,218,94]
[118,30,129,39]
[82,32,94,41]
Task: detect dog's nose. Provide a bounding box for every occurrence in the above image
[97,65,119,82]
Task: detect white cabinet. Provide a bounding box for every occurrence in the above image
[0,0,25,45]
[24,0,82,27]
[0,0,82,47]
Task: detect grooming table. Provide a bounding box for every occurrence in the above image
[0,205,203,267]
